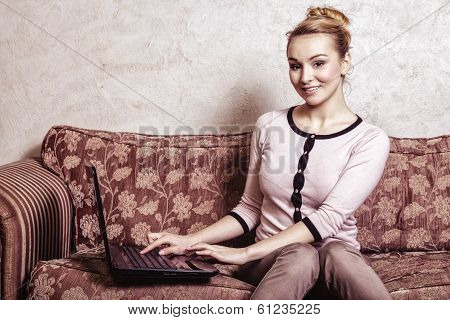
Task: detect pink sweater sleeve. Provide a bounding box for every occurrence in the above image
[302,131,391,241]
[227,114,267,233]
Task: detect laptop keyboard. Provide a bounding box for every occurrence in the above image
[122,246,177,269]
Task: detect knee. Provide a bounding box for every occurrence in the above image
[279,242,318,259]
[277,242,319,275]
[318,241,363,271]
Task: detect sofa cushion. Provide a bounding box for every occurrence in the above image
[366,250,450,299]
[41,126,252,251]
[27,247,253,300]
[356,135,450,252]
[27,247,449,300]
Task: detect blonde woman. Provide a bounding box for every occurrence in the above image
[141,6,392,300]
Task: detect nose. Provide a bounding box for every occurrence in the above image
[300,66,314,85]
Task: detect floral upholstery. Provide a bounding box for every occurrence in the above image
[355,136,449,252]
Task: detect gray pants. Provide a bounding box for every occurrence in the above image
[236,240,392,300]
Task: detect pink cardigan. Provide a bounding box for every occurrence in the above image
[228,106,390,251]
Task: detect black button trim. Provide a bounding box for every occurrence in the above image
[287,106,362,140]
[227,211,250,234]
[291,133,316,223]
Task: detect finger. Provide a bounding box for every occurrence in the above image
[159,246,180,256]
[194,249,212,256]
[147,233,161,243]
[140,238,165,254]
[187,243,212,250]
[195,250,220,263]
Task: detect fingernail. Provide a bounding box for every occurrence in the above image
[159,250,164,255]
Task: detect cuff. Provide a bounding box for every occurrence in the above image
[227,211,250,234]
[302,217,322,242]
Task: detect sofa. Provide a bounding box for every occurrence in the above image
[0,125,448,300]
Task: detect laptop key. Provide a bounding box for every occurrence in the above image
[122,246,140,268]
[157,252,178,269]
[125,246,148,268]
[149,249,172,269]
[131,247,157,269]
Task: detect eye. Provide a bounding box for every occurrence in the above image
[314,61,325,67]
[289,64,300,70]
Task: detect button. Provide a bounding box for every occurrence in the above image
[294,189,299,193]
[311,134,315,138]
[304,151,308,154]
[297,169,302,173]
[295,208,299,212]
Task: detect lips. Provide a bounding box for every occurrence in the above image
[302,86,320,89]
[302,86,320,94]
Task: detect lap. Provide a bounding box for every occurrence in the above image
[236,242,317,287]
[236,240,371,290]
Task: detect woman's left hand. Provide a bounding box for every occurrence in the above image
[186,243,249,265]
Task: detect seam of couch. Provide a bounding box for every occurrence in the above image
[389,151,449,155]
[46,126,450,154]
[46,126,253,149]
[390,283,450,293]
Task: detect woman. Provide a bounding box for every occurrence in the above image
[140,6,392,300]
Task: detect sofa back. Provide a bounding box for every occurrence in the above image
[355,135,449,253]
[41,126,449,253]
[41,126,252,252]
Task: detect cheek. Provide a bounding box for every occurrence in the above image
[289,70,297,83]
[289,73,299,88]
[317,65,341,83]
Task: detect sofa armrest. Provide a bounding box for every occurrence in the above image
[0,158,73,299]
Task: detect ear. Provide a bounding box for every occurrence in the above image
[341,52,351,76]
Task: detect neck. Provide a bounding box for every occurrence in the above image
[301,81,353,125]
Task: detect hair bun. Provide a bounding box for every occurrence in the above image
[306,6,350,27]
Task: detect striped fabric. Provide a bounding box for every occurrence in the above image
[0,158,73,299]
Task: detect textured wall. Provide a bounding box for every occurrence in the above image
[0,0,449,165]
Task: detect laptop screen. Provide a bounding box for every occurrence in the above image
[89,165,114,269]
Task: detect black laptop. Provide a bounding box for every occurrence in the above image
[89,165,219,279]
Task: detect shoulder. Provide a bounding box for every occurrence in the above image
[254,110,275,129]
[353,121,391,156]
[254,107,290,129]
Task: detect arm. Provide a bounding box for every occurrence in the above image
[188,111,268,244]
[245,221,314,261]
[141,114,268,256]
[187,215,245,245]
[186,111,268,245]
[224,113,267,234]
[0,158,72,299]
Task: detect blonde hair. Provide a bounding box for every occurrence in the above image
[285,6,353,81]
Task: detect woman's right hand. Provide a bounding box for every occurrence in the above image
[139,232,196,256]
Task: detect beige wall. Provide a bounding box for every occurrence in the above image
[0,0,449,165]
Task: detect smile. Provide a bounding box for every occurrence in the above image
[302,86,320,95]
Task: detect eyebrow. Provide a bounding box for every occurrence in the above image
[288,54,328,61]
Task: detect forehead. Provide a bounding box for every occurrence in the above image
[287,33,336,60]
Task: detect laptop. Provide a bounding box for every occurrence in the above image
[89,165,219,279]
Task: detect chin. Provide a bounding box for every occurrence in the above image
[300,94,323,106]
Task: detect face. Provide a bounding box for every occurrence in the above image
[287,33,350,105]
